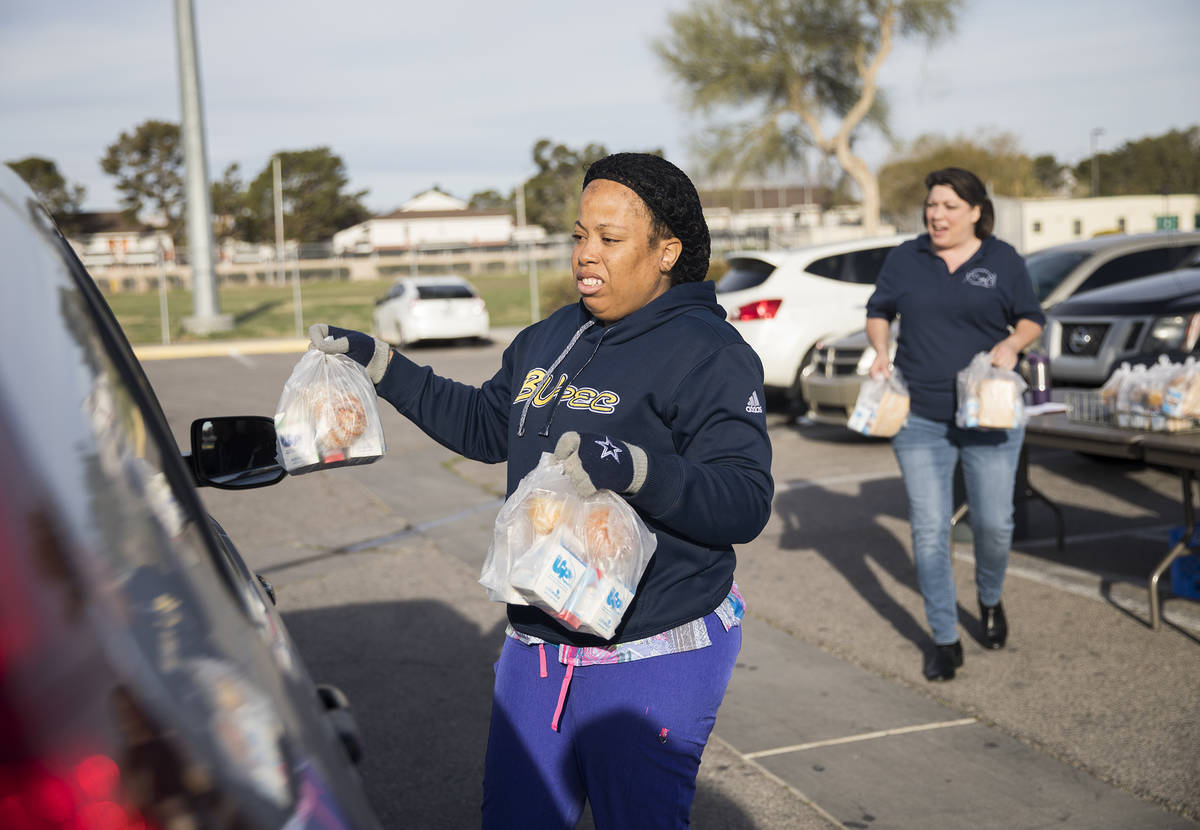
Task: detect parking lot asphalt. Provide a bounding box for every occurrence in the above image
[145,331,1200,829]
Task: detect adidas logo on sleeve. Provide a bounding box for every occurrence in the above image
[745,391,764,414]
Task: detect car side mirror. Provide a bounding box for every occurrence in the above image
[190,416,285,489]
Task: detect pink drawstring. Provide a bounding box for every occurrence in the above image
[551,661,574,732]
[538,644,548,678]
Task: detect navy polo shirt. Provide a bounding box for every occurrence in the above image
[866,234,1045,422]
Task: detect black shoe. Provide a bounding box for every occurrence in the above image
[923,641,963,681]
[979,598,1008,649]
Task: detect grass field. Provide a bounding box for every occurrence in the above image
[104,270,579,344]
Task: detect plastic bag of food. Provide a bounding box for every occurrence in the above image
[273,350,386,475]
[481,452,658,640]
[847,369,910,437]
[956,351,1027,429]
[1164,357,1200,418]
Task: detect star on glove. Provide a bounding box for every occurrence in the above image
[553,431,648,497]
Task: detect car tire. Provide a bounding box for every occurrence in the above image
[786,346,817,416]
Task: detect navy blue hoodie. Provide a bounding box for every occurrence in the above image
[375,280,774,646]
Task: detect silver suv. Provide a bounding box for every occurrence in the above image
[801,232,1200,423]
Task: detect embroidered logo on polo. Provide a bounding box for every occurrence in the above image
[745,391,764,414]
[513,367,620,414]
[963,267,998,288]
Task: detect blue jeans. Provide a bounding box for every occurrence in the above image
[892,413,1025,645]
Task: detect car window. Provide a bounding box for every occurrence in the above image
[715,257,776,292]
[387,283,407,299]
[846,246,896,284]
[1023,250,1090,301]
[417,284,476,300]
[805,253,844,281]
[1077,247,1190,294]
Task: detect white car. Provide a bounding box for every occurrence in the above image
[372,275,490,347]
[715,235,915,406]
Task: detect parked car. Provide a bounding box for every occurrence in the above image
[0,168,383,829]
[714,234,915,406]
[802,232,1200,423]
[372,275,490,347]
[1046,267,1200,386]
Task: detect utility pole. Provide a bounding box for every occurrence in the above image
[175,0,230,333]
[516,184,539,323]
[1090,127,1105,198]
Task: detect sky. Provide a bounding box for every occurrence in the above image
[2,0,1198,215]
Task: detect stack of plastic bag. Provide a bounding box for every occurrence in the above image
[1102,356,1198,431]
[481,453,658,640]
[847,369,910,437]
[274,350,386,475]
[956,352,1027,429]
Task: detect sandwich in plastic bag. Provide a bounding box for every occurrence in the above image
[481,452,658,640]
[847,369,910,437]
[274,350,386,475]
[956,351,1027,429]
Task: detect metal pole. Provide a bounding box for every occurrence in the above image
[1090,127,1104,197]
[517,184,539,323]
[292,250,304,336]
[175,0,230,333]
[273,156,285,286]
[158,245,171,345]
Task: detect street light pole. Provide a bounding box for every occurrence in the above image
[1090,127,1105,197]
[175,0,230,333]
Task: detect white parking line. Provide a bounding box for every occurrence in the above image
[740,717,978,760]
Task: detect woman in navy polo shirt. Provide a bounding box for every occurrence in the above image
[865,167,1044,682]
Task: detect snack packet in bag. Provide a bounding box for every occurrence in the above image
[955,351,1027,429]
[273,350,386,475]
[481,453,658,640]
[847,368,910,437]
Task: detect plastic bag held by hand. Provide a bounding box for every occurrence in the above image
[480,452,658,640]
[848,368,910,437]
[274,350,386,474]
[956,351,1027,429]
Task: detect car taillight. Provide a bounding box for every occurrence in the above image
[735,299,782,321]
[0,482,156,830]
[0,755,154,830]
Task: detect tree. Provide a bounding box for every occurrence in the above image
[656,0,961,235]
[522,140,612,234]
[238,148,370,243]
[210,162,246,240]
[1073,126,1200,197]
[100,119,185,239]
[469,189,513,211]
[876,130,1043,228]
[1032,154,1071,196]
[5,156,87,223]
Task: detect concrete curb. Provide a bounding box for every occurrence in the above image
[132,327,525,362]
[134,338,309,361]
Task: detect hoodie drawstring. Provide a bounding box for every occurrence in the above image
[537,327,608,438]
[517,319,595,438]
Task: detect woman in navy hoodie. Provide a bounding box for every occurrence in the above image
[310,152,774,829]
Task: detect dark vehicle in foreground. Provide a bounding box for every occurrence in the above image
[801,232,1200,423]
[0,169,382,828]
[1046,267,1200,386]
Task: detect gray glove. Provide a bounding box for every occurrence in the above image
[553,431,648,497]
[308,324,391,384]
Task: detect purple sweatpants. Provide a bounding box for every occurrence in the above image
[481,613,741,830]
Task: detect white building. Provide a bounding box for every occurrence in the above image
[332,188,537,254]
[66,211,174,270]
[994,193,1200,254]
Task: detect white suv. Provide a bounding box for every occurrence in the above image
[715,235,915,407]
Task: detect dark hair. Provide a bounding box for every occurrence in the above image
[582,152,711,285]
[923,167,994,238]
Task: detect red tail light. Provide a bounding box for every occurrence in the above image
[735,299,782,321]
[0,754,153,830]
[0,479,156,830]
